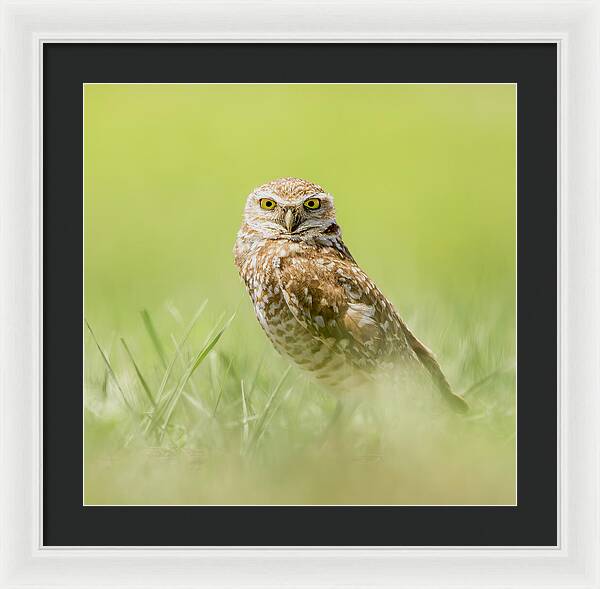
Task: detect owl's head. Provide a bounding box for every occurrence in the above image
[242,177,338,240]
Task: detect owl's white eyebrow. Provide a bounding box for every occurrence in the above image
[253,191,329,205]
[290,192,329,204]
[254,191,277,198]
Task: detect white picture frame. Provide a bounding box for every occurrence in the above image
[1,0,598,587]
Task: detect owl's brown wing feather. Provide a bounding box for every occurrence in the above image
[276,251,469,412]
[400,323,469,413]
[275,253,408,371]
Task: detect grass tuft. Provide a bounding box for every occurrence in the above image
[140,309,168,370]
[86,319,136,414]
[85,304,516,506]
[120,337,155,407]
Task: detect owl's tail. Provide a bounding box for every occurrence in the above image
[402,326,470,414]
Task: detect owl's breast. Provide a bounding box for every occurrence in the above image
[236,239,360,390]
[238,242,307,345]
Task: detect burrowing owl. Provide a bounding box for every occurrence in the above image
[234,177,468,412]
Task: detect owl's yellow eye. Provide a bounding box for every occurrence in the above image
[303,198,321,210]
[260,199,276,210]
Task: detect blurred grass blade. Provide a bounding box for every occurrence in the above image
[120,337,155,407]
[156,314,235,438]
[248,348,267,396]
[217,351,241,385]
[212,353,234,417]
[85,320,135,413]
[245,366,291,454]
[165,301,184,326]
[140,309,167,369]
[240,380,250,449]
[150,313,235,438]
[170,332,202,400]
[100,365,109,399]
[261,387,293,441]
[245,348,267,414]
[462,366,512,398]
[182,391,211,417]
[151,301,207,413]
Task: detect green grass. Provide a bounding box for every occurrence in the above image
[84,299,515,505]
[84,83,516,505]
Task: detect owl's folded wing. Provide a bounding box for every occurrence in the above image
[275,255,406,370]
[275,254,469,412]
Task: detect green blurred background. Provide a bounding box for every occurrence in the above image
[84,84,516,505]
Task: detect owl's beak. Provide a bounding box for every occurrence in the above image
[284,209,296,233]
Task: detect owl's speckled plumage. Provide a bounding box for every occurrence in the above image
[234,177,468,412]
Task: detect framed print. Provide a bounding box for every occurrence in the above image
[82,79,517,509]
[48,42,554,546]
[1,1,599,588]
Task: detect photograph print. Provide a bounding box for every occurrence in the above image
[84,83,516,506]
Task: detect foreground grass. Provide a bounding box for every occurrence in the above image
[84,301,516,505]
